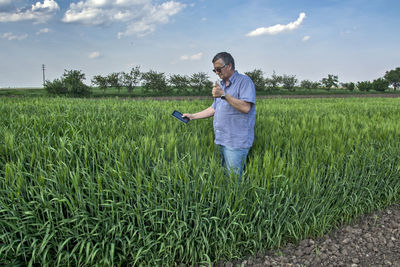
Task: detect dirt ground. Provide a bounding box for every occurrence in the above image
[216,203,400,267]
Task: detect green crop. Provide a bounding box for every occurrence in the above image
[1,97,400,266]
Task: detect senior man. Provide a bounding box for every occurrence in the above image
[183,52,256,178]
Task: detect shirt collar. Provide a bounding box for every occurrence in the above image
[220,71,238,88]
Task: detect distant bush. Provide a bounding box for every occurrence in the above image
[321,74,339,90]
[265,71,282,91]
[107,72,123,93]
[190,72,212,93]
[357,81,372,92]
[141,70,168,93]
[384,67,400,91]
[281,74,298,91]
[169,74,190,93]
[300,80,313,90]
[45,78,67,95]
[341,82,355,91]
[46,70,90,96]
[91,75,108,93]
[245,69,265,91]
[122,66,141,94]
[372,78,389,92]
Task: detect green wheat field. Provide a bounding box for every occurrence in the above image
[1,97,400,266]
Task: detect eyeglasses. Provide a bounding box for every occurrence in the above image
[212,64,227,73]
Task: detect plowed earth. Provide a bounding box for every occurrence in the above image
[217,203,400,267]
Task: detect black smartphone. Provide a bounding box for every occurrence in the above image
[172,110,189,123]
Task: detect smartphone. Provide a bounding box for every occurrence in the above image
[172,110,189,123]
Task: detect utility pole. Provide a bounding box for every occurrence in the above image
[42,64,46,87]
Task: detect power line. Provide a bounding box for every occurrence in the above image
[42,64,46,87]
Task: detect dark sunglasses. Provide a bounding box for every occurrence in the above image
[212,64,227,73]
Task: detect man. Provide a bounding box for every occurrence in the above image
[183,52,256,178]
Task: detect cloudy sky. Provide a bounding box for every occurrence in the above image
[0,0,399,88]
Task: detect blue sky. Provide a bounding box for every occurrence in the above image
[0,0,399,88]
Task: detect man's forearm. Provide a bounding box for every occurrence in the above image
[224,94,251,114]
[192,106,215,120]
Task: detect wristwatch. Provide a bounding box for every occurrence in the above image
[221,94,226,100]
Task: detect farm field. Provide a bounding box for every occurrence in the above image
[1,97,400,266]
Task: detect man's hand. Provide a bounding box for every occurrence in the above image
[182,107,216,121]
[182,113,194,121]
[212,81,224,98]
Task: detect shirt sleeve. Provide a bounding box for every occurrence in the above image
[238,76,256,104]
[212,98,217,109]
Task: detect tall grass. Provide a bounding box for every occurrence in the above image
[1,97,400,266]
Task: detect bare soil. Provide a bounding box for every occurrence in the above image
[219,203,400,267]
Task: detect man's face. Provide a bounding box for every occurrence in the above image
[213,59,231,80]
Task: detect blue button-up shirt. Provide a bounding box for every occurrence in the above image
[211,71,256,149]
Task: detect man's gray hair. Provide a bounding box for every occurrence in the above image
[212,52,235,70]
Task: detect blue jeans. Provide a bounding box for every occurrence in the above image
[216,145,250,178]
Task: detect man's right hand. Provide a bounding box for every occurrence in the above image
[212,81,224,98]
[182,113,194,121]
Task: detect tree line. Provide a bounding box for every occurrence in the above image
[245,68,400,92]
[45,66,400,96]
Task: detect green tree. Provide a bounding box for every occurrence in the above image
[190,72,212,93]
[372,78,389,92]
[300,80,313,90]
[341,82,355,91]
[107,72,123,93]
[245,69,265,91]
[321,74,339,90]
[46,69,90,96]
[281,74,298,91]
[141,70,168,93]
[122,66,141,94]
[357,81,372,92]
[169,74,190,93]
[311,82,321,89]
[384,67,400,91]
[45,78,67,95]
[91,75,108,94]
[62,70,91,96]
[267,71,282,90]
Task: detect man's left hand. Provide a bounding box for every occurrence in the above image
[212,81,224,98]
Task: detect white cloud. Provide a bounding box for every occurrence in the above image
[121,1,185,37]
[115,0,150,6]
[1,32,28,40]
[36,28,51,35]
[247,12,306,37]
[0,0,59,23]
[62,0,186,37]
[180,52,202,61]
[302,35,310,41]
[88,51,101,59]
